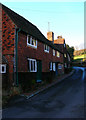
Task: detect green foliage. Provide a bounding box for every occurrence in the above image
[66,44,74,60]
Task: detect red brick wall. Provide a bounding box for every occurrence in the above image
[2,10,15,55]
[2,9,64,78]
[2,9,15,83]
[18,31,64,73]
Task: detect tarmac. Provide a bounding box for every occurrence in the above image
[3,70,75,109]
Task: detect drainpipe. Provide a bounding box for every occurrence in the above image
[15,27,21,86]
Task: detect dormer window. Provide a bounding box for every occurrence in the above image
[44,44,49,53]
[27,35,37,48]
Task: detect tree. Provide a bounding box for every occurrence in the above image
[66,44,74,61]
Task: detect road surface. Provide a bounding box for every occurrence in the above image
[2,67,86,118]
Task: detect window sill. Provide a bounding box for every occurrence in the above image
[27,44,37,49]
[44,50,49,53]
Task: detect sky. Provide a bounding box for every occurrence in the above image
[1,1,84,50]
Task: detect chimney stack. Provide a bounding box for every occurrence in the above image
[47,32,54,43]
[54,36,65,44]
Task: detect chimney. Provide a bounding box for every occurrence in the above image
[47,32,54,43]
[54,36,65,44]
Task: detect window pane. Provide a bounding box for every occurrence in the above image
[31,61,33,71]
[30,37,32,44]
[32,39,34,45]
[28,36,30,44]
[28,60,30,71]
[53,63,55,71]
[48,46,49,51]
[33,61,35,71]
[50,62,52,70]
[2,66,4,72]
[45,45,46,50]
[34,40,36,46]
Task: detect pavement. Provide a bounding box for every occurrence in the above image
[20,70,75,100]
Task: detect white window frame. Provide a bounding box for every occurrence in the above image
[0,64,6,73]
[27,35,37,48]
[27,58,37,72]
[57,51,60,57]
[44,44,49,53]
[50,62,52,71]
[53,63,56,71]
[53,49,55,56]
[64,54,66,58]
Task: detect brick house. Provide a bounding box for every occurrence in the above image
[54,36,71,71]
[0,4,69,89]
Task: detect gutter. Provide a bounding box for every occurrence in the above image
[15,27,21,86]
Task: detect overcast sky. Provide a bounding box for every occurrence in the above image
[1,1,84,50]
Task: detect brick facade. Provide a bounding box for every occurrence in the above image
[1,4,66,88]
[2,9,15,85]
[18,31,64,73]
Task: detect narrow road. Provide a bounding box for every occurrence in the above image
[2,67,85,118]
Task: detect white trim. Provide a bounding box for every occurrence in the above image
[53,49,55,56]
[50,62,52,71]
[64,54,66,58]
[44,44,49,53]
[0,64,6,73]
[27,58,37,72]
[53,63,56,71]
[27,35,37,49]
[57,51,60,57]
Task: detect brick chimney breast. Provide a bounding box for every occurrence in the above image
[47,32,54,43]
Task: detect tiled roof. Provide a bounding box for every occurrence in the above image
[2,4,63,54]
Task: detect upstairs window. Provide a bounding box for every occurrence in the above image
[27,58,37,72]
[44,44,49,53]
[64,54,66,58]
[0,64,6,73]
[53,49,55,56]
[27,35,37,48]
[57,51,60,57]
[64,43,66,47]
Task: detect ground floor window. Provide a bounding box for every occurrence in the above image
[50,62,52,71]
[53,63,56,71]
[50,62,56,71]
[58,64,62,69]
[0,64,6,73]
[27,58,37,72]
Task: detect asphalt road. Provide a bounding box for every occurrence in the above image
[2,67,86,119]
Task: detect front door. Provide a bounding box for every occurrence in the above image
[36,60,42,82]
